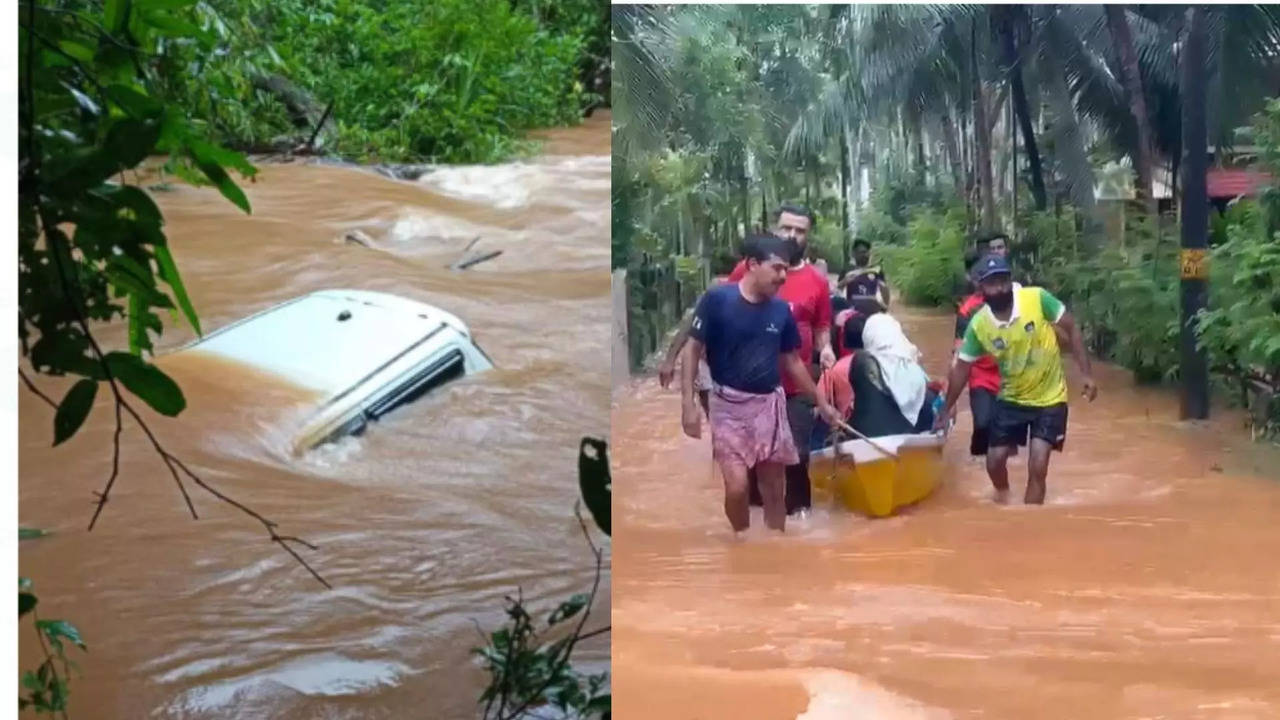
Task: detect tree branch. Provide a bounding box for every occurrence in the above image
[497,505,606,720]
[18,369,57,410]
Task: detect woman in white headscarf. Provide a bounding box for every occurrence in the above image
[860,313,931,427]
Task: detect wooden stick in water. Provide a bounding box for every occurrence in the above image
[834,420,900,460]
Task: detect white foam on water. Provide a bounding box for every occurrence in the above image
[796,669,953,720]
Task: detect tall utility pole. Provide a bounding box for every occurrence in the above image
[1179,6,1210,420]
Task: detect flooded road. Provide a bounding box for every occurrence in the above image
[612,306,1280,719]
[19,114,611,718]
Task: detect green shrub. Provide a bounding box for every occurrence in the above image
[855,208,907,248]
[879,206,966,306]
[264,0,586,163]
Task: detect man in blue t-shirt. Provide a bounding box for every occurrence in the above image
[681,234,842,534]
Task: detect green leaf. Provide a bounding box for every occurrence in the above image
[107,84,161,119]
[155,245,201,335]
[30,333,106,380]
[187,138,256,178]
[578,438,610,536]
[103,352,186,416]
[139,9,208,44]
[128,294,151,355]
[105,0,131,34]
[54,379,98,446]
[102,184,164,225]
[19,592,37,618]
[36,620,86,651]
[548,593,589,626]
[19,528,48,540]
[137,0,198,9]
[195,160,252,214]
[58,40,96,64]
[104,118,162,169]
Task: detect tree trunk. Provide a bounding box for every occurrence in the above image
[973,17,997,229]
[999,6,1047,212]
[738,149,750,245]
[1179,6,1210,420]
[1106,5,1158,216]
[915,120,927,187]
[1041,48,1102,252]
[940,115,963,196]
[839,127,850,266]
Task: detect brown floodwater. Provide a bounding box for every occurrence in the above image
[18,113,611,718]
[612,305,1280,719]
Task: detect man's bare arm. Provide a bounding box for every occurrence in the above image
[680,338,706,438]
[783,352,840,425]
[937,357,974,427]
[1055,311,1097,400]
[681,338,703,405]
[657,313,697,388]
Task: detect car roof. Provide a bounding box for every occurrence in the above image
[179,290,477,396]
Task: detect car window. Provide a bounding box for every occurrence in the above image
[365,347,467,420]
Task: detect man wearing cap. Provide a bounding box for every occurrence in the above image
[935,255,1097,504]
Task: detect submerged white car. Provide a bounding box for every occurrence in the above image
[173,289,493,451]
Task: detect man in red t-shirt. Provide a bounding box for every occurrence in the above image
[953,251,1007,458]
[658,203,833,516]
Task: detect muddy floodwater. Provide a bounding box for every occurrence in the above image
[612,306,1280,719]
[19,114,611,719]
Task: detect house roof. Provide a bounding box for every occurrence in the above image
[1207,169,1273,198]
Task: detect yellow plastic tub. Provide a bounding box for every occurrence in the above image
[808,432,946,517]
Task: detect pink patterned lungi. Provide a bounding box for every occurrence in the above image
[708,384,800,473]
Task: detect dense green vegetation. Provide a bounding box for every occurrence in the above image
[129,0,603,163]
[613,4,1280,436]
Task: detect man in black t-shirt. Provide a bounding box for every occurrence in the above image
[838,238,891,311]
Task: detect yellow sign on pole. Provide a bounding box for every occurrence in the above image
[1180,248,1209,280]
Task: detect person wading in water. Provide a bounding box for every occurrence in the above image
[954,252,1003,462]
[660,203,834,518]
[935,255,1097,504]
[837,238,891,312]
[681,234,841,534]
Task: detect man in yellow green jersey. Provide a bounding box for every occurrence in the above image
[935,255,1098,504]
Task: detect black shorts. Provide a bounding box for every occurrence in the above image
[697,389,710,418]
[968,387,997,456]
[988,399,1068,451]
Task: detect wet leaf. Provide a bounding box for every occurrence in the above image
[128,293,151,355]
[36,619,86,651]
[140,9,209,45]
[187,138,256,178]
[107,83,161,119]
[155,245,201,335]
[54,379,98,446]
[19,592,37,617]
[105,0,130,33]
[99,184,163,224]
[104,118,162,169]
[194,160,251,214]
[58,40,96,64]
[103,351,186,416]
[578,437,610,536]
[547,593,588,626]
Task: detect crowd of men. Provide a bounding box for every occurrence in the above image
[658,203,1099,534]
